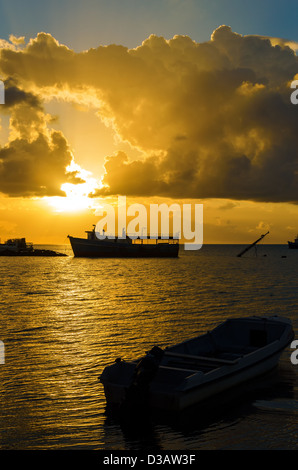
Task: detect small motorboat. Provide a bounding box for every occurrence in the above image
[99,316,294,411]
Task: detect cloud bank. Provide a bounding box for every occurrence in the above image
[0,78,84,196]
[0,26,298,201]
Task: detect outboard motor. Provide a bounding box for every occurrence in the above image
[124,346,164,409]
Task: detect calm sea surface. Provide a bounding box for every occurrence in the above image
[0,244,297,450]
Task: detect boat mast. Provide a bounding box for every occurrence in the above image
[237,231,269,258]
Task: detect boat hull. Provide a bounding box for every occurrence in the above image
[99,316,294,411]
[68,236,179,258]
[101,348,285,411]
[150,348,285,411]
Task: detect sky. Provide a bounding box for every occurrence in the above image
[0,0,298,244]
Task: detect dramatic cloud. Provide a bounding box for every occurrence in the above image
[0,132,75,197]
[0,26,298,201]
[0,79,84,197]
[9,35,26,46]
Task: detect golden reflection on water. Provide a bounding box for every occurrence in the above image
[0,245,298,449]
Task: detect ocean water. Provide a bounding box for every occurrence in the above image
[0,243,297,450]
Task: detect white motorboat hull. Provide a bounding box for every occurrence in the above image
[152,348,284,411]
[100,316,294,411]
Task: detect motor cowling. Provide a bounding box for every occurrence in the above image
[124,346,164,407]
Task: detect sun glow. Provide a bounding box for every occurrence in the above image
[45,161,99,213]
[46,183,95,212]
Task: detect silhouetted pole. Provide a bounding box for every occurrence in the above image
[237,231,269,257]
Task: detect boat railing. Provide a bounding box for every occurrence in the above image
[85,226,179,244]
[132,236,179,245]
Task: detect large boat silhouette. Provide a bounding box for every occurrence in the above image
[68,226,179,258]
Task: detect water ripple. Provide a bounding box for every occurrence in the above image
[0,245,298,449]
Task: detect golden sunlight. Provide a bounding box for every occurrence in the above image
[45,161,99,213]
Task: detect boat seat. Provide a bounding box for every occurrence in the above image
[152,365,203,389]
[217,345,258,355]
[166,358,215,373]
[164,351,239,365]
[216,352,243,361]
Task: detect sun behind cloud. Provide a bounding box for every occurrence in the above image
[1,26,298,244]
[44,161,99,213]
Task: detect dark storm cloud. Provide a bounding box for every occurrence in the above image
[0,79,84,197]
[1,26,298,201]
[3,77,42,108]
[0,132,73,197]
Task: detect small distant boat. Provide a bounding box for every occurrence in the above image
[68,226,179,258]
[99,316,294,412]
[0,237,34,255]
[0,237,67,257]
[288,235,298,249]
